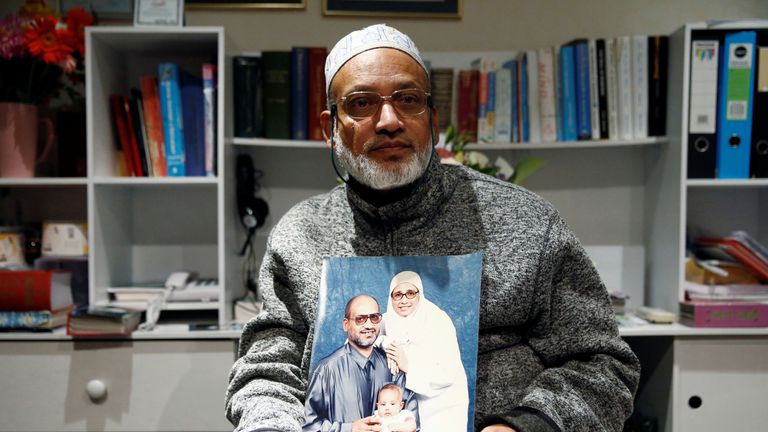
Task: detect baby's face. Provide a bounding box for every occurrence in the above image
[376,388,403,417]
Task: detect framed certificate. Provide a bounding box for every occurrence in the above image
[134,0,184,26]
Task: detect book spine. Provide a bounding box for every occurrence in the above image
[647,35,669,137]
[606,38,620,140]
[122,95,145,176]
[129,89,151,176]
[588,39,601,140]
[509,60,519,142]
[457,70,479,142]
[232,56,263,138]
[290,47,309,140]
[476,70,489,142]
[553,45,562,141]
[680,302,768,327]
[493,67,512,143]
[108,94,133,176]
[559,45,578,141]
[526,50,541,143]
[632,35,649,139]
[573,40,592,140]
[262,51,292,140]
[430,68,454,132]
[538,47,557,142]
[181,72,206,177]
[596,39,610,139]
[307,48,328,141]
[0,271,53,311]
[519,53,530,142]
[0,310,53,329]
[617,36,634,140]
[158,63,186,176]
[485,70,496,142]
[202,63,217,176]
[140,77,168,177]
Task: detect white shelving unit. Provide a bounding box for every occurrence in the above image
[85,26,229,326]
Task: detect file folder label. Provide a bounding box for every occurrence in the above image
[689,40,719,134]
[724,42,754,121]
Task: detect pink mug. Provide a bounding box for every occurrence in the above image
[0,102,55,178]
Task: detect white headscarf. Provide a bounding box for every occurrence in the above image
[383,270,441,346]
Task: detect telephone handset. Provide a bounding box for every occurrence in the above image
[165,271,197,290]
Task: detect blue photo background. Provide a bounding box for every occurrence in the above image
[310,252,483,427]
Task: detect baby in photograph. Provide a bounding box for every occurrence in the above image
[373,384,417,432]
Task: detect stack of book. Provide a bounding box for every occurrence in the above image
[683,232,768,327]
[0,269,74,331]
[448,34,668,144]
[233,47,328,141]
[109,62,217,177]
[67,305,142,337]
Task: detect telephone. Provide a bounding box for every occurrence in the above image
[165,271,197,290]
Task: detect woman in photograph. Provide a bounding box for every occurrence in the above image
[381,270,469,432]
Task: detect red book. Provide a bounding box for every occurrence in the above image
[308,47,328,141]
[696,236,768,282]
[122,96,145,177]
[457,70,479,142]
[680,301,768,328]
[0,270,73,312]
[109,94,135,176]
[140,76,168,176]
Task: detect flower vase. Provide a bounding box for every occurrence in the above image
[0,102,54,177]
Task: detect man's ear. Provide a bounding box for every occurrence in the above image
[321,109,333,149]
[342,317,349,333]
[431,106,439,145]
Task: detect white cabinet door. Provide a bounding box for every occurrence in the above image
[0,339,236,431]
[674,337,768,431]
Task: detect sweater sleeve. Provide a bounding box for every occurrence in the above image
[225,243,309,432]
[488,212,640,432]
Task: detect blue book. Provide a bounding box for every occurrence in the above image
[158,63,186,176]
[0,309,69,330]
[716,31,757,179]
[502,59,519,143]
[558,45,578,141]
[291,47,309,140]
[572,39,592,140]
[181,72,206,176]
[485,70,496,142]
[519,53,530,142]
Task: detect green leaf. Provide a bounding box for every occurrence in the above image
[445,124,456,146]
[511,158,545,185]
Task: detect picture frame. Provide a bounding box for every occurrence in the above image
[134,0,184,27]
[59,0,134,20]
[323,0,462,19]
[185,0,306,9]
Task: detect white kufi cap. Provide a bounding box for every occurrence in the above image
[325,24,428,94]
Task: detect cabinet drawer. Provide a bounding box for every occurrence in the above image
[674,337,768,431]
[0,339,236,431]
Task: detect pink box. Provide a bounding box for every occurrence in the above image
[680,301,768,327]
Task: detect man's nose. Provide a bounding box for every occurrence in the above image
[375,101,402,132]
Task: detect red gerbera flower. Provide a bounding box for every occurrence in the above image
[23,15,74,64]
[65,7,93,56]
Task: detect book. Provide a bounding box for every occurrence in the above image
[430,67,454,132]
[202,63,217,176]
[684,281,768,302]
[307,47,328,141]
[457,69,479,142]
[262,51,292,140]
[631,35,649,139]
[570,39,592,140]
[595,39,610,139]
[129,88,151,176]
[616,36,634,140]
[688,34,720,178]
[181,71,206,176]
[232,56,264,138]
[680,301,768,328]
[107,282,220,303]
[538,46,557,142]
[647,35,669,137]
[290,47,309,140]
[67,305,142,336]
[558,43,577,141]
[109,94,138,176]
[588,39,600,140]
[605,38,620,141]
[518,52,530,142]
[493,66,512,143]
[525,50,541,143]
[122,93,145,177]
[696,234,768,282]
[140,76,168,177]
[0,270,73,312]
[158,63,186,176]
[0,307,72,331]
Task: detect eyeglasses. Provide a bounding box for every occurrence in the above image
[336,88,431,119]
[391,290,419,301]
[348,313,382,325]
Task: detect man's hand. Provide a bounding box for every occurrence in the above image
[480,425,517,432]
[385,341,408,373]
[351,415,381,432]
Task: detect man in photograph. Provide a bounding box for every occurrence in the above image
[303,294,418,432]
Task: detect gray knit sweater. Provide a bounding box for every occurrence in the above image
[226,157,640,432]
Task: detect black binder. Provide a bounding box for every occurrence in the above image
[751,39,768,178]
[687,31,721,178]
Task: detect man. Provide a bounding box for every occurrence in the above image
[226,24,640,432]
[304,295,418,432]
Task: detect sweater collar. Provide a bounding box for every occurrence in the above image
[344,152,448,225]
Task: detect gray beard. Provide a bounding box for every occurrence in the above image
[334,126,431,190]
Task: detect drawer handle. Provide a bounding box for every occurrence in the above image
[688,395,702,409]
[86,379,108,402]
